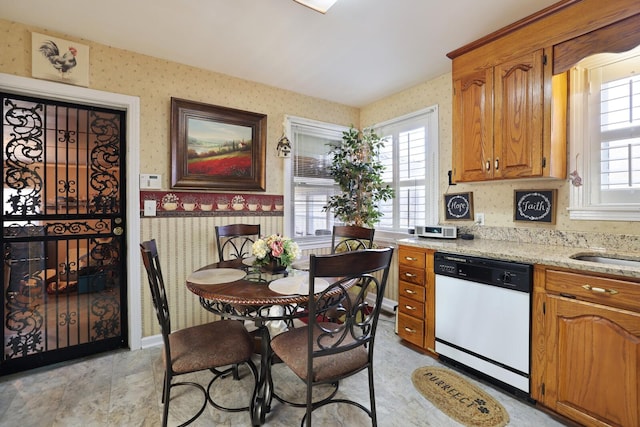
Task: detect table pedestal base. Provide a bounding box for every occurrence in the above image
[251,324,273,426]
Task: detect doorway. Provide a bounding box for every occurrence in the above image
[2,92,128,374]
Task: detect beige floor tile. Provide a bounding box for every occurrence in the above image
[0,314,569,427]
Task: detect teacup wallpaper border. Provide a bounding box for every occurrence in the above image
[140,191,283,217]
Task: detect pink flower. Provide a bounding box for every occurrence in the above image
[270,241,284,257]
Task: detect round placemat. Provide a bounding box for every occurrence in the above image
[187,268,246,285]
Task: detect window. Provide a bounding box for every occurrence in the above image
[285,108,438,247]
[374,106,439,232]
[569,46,640,220]
[599,75,640,195]
[284,117,347,247]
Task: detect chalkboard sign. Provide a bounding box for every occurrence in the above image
[444,192,473,220]
[514,190,556,224]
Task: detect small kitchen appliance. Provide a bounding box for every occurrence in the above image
[415,225,457,239]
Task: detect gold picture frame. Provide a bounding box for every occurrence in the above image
[170,98,267,191]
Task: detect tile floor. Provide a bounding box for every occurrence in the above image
[0,314,570,426]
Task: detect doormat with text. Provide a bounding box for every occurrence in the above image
[411,366,509,427]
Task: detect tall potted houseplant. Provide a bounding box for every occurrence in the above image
[323,127,394,227]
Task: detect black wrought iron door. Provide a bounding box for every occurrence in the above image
[1,93,127,375]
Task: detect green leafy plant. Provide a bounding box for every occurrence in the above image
[323,127,394,227]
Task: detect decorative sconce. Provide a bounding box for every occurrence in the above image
[276,133,291,158]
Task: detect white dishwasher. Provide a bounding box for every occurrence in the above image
[434,252,532,399]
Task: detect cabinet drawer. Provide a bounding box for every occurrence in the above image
[399,265,425,286]
[399,247,426,269]
[397,312,424,348]
[546,270,640,312]
[398,281,425,302]
[398,295,424,319]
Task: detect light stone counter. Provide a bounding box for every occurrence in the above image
[397,236,640,280]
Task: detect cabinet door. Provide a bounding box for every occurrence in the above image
[493,49,544,178]
[545,295,640,427]
[452,69,493,182]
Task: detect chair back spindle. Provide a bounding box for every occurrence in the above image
[331,225,375,253]
[140,239,172,346]
[215,224,260,261]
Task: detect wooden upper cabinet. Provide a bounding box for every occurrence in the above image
[449,0,640,183]
[453,50,546,182]
[494,50,544,179]
[452,46,555,183]
[452,69,492,182]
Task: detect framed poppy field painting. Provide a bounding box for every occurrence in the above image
[170,98,267,191]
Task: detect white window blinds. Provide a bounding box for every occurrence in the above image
[287,118,346,243]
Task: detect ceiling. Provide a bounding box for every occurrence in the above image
[1,0,560,107]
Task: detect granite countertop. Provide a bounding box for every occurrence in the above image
[397,237,640,280]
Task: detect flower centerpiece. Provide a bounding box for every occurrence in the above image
[252,234,300,272]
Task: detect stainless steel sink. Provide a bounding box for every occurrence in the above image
[570,253,640,268]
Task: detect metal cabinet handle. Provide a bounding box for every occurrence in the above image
[404,327,416,333]
[404,256,417,261]
[404,289,417,295]
[486,160,491,171]
[404,305,416,311]
[582,284,618,295]
[404,272,416,278]
[495,158,499,170]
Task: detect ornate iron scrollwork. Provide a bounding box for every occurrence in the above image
[3,99,44,216]
[89,112,120,214]
[3,94,125,373]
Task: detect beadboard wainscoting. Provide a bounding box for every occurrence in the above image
[139,216,399,339]
[140,215,282,337]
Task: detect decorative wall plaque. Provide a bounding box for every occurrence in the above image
[514,190,556,224]
[32,32,90,87]
[444,192,473,220]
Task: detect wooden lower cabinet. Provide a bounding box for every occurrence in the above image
[396,245,435,353]
[397,311,424,348]
[533,267,640,427]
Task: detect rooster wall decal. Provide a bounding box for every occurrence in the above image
[39,40,77,78]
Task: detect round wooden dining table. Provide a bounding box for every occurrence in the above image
[185,257,337,426]
[186,258,312,318]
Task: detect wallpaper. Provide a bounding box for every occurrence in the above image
[0,19,359,195]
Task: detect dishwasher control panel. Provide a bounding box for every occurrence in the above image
[434,252,532,292]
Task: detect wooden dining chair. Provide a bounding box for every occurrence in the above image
[269,247,394,427]
[215,224,260,262]
[331,225,375,253]
[140,239,258,427]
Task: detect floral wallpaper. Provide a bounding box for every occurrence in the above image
[0,19,360,196]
